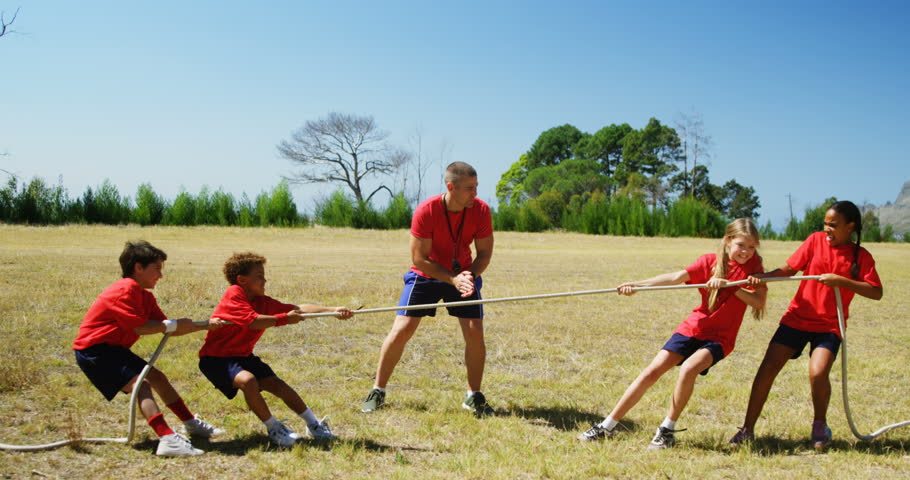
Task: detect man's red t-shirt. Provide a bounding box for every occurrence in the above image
[674,253,764,356]
[72,278,167,350]
[410,194,493,278]
[780,231,881,336]
[199,284,298,358]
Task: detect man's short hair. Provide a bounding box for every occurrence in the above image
[444,161,477,185]
[223,252,267,285]
[119,240,167,278]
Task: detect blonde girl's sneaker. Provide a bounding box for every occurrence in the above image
[811,421,832,451]
[182,416,225,438]
[647,426,686,450]
[462,392,495,416]
[577,424,616,441]
[361,388,386,412]
[156,433,204,456]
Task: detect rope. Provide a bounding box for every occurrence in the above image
[0,321,208,451]
[835,288,910,440]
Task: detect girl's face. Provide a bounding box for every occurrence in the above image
[727,235,758,265]
[823,209,856,247]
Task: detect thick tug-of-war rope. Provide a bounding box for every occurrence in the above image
[0,276,904,450]
[834,288,910,440]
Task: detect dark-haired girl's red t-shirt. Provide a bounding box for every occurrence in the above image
[780,231,881,336]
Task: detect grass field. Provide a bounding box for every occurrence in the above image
[1,225,908,479]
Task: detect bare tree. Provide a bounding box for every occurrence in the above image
[404,126,438,204]
[278,112,410,204]
[674,109,712,198]
[0,7,19,38]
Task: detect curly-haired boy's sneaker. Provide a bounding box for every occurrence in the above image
[462,391,495,416]
[361,388,386,413]
[267,420,300,448]
[156,433,204,456]
[647,426,686,450]
[811,421,832,451]
[306,415,337,440]
[182,416,225,438]
[729,426,754,445]
[577,424,616,441]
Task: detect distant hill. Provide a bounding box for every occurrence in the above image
[876,180,910,237]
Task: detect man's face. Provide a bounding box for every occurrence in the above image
[447,176,478,209]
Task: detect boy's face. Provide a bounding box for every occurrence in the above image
[134,260,164,289]
[238,264,267,298]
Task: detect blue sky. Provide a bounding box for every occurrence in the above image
[2,1,907,229]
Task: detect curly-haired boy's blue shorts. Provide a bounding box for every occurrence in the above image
[75,343,148,401]
[199,354,277,399]
[770,323,841,359]
[395,270,484,318]
[661,333,725,376]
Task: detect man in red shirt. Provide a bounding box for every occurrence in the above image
[73,240,224,456]
[362,162,496,416]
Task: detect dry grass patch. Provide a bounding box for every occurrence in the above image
[1,225,908,479]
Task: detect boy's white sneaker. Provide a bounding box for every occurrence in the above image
[156,433,204,456]
[182,416,225,438]
[267,420,300,448]
[306,415,337,440]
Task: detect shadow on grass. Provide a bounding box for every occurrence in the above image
[686,435,910,456]
[132,434,434,456]
[505,405,640,433]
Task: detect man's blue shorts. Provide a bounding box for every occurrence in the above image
[770,323,841,359]
[199,354,277,399]
[661,333,725,376]
[396,270,484,318]
[75,344,148,401]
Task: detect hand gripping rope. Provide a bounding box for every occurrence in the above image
[0,321,210,452]
[1,276,906,450]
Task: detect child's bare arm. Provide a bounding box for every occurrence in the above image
[818,274,883,300]
[617,269,690,295]
[296,304,354,319]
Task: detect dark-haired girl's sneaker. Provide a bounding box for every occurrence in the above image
[811,421,832,451]
[729,426,754,445]
[462,392,495,416]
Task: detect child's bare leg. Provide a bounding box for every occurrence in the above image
[259,375,307,415]
[143,367,181,405]
[233,371,272,421]
[123,376,161,420]
[667,349,714,421]
[808,347,836,423]
[742,343,796,430]
[607,350,681,422]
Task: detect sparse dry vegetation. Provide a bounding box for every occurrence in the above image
[1,225,908,479]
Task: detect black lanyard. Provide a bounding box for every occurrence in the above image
[442,194,467,259]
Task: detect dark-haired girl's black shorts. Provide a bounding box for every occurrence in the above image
[770,323,841,359]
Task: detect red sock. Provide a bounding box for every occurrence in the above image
[148,413,174,437]
[166,399,194,422]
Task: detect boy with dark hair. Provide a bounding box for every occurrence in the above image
[198,252,353,447]
[73,240,225,457]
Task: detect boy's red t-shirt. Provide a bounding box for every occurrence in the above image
[410,194,493,277]
[199,284,297,358]
[780,231,881,336]
[72,278,167,350]
[674,253,764,356]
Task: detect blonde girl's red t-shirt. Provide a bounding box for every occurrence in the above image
[198,284,298,358]
[674,253,764,356]
[410,194,493,277]
[73,278,167,350]
[780,231,882,336]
